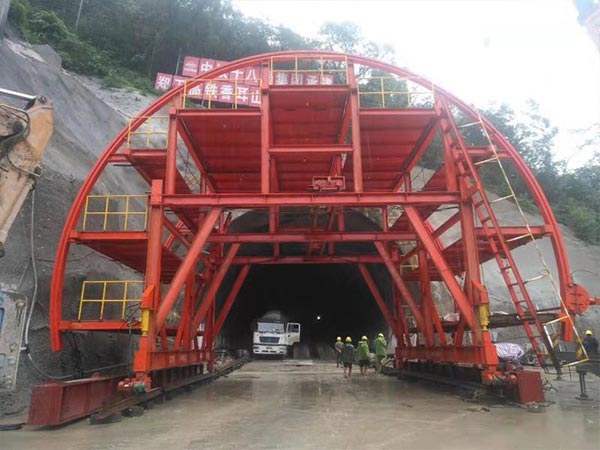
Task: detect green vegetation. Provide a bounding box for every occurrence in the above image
[482,106,599,245]
[7,1,599,244]
[8,0,316,91]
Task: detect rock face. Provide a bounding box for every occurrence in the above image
[0,32,598,416]
[0,1,9,37]
[0,36,153,414]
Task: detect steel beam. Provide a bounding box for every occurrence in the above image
[404,206,476,331]
[145,349,211,372]
[374,242,427,335]
[208,231,415,243]
[134,180,165,373]
[396,345,499,366]
[165,108,178,195]
[162,192,460,208]
[261,62,270,194]
[392,118,440,191]
[269,145,352,155]
[155,208,221,331]
[214,265,251,336]
[232,255,385,264]
[192,243,241,331]
[348,64,364,192]
[358,264,398,337]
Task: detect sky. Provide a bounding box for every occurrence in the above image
[233,0,600,168]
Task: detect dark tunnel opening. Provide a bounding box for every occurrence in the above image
[215,209,392,355]
[220,264,389,352]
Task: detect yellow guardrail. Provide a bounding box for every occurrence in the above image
[269,55,349,85]
[400,254,419,271]
[78,280,144,321]
[126,115,168,149]
[82,194,148,231]
[357,76,435,108]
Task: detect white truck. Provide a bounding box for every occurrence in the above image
[252,311,301,357]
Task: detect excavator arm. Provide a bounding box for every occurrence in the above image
[0,88,53,257]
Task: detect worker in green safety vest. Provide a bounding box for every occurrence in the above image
[374,333,387,373]
[357,335,371,375]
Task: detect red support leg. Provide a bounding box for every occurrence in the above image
[192,243,241,331]
[357,264,398,339]
[374,241,427,336]
[417,246,436,346]
[174,274,195,351]
[214,265,251,336]
[404,206,476,331]
[393,284,412,349]
[156,208,221,331]
[203,299,215,371]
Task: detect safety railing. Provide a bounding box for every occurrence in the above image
[182,78,261,109]
[78,280,144,321]
[357,76,435,109]
[82,194,148,231]
[126,115,168,149]
[269,54,349,86]
[400,254,419,271]
[180,56,348,109]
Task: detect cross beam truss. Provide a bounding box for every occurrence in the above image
[48,51,596,393]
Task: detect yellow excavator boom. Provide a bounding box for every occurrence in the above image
[0,88,54,257]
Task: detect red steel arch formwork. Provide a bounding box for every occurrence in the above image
[37,51,597,422]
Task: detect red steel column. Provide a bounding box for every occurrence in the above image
[134,179,163,374]
[165,107,178,195]
[437,97,458,191]
[348,64,363,192]
[260,62,270,194]
[203,300,215,371]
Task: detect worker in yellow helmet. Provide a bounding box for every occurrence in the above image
[341,337,356,378]
[334,336,344,368]
[583,330,598,355]
[357,335,370,375]
[374,333,387,373]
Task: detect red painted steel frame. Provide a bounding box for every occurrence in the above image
[47,50,594,393]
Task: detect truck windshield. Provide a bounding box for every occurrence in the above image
[257,322,284,332]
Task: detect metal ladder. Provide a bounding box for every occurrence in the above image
[436,97,563,373]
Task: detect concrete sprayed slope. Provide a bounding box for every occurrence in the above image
[0,37,151,415]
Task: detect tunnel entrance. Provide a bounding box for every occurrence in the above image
[217,209,391,355]
[220,263,388,354]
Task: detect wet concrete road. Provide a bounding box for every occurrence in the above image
[3,360,600,449]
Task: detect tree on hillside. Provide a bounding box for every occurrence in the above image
[318,21,395,63]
